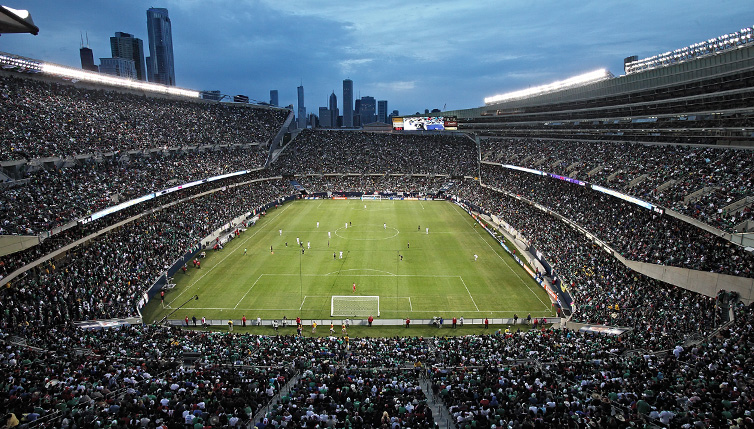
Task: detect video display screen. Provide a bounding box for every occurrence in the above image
[393,116,457,131]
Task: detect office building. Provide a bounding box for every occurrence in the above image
[342,79,353,128]
[99,57,137,79]
[359,96,376,125]
[270,90,278,106]
[80,46,97,72]
[146,7,175,85]
[110,32,146,81]
[297,85,306,128]
[377,100,388,124]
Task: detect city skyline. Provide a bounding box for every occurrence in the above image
[1,1,752,114]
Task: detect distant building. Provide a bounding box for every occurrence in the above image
[146,7,175,85]
[270,89,278,106]
[342,79,353,128]
[202,90,222,101]
[99,57,137,79]
[377,100,388,124]
[110,32,146,80]
[79,47,97,72]
[318,107,332,128]
[297,85,306,128]
[359,96,376,124]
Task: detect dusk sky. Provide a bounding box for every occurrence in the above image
[1,1,751,116]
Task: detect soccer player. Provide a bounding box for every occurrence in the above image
[328,231,331,238]
[384,223,386,229]
[339,251,343,259]
[474,254,478,261]
[333,252,336,260]
[426,227,429,234]
[352,282,356,293]
[307,241,310,249]
[330,323,335,334]
[270,245,273,253]
[316,221,319,228]
[279,229,282,236]
[244,248,247,255]
[296,237,300,245]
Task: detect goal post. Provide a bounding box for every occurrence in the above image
[331,295,380,317]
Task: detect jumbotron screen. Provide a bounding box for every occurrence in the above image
[393,116,457,131]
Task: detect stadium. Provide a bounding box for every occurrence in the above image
[1,9,754,429]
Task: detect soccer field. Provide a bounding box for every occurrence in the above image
[143,199,554,323]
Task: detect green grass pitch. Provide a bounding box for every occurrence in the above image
[143,199,555,323]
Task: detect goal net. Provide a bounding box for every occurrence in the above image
[331,296,380,317]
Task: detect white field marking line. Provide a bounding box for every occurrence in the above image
[451,204,550,310]
[408,297,413,311]
[324,268,397,276]
[420,201,425,210]
[458,276,480,311]
[234,274,264,309]
[317,201,323,209]
[166,204,292,307]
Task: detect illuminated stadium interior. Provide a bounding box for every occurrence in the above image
[1,22,754,429]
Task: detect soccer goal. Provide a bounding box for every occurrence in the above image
[331,296,380,317]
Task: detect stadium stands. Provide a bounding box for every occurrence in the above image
[481,138,754,234]
[274,129,477,176]
[0,72,287,161]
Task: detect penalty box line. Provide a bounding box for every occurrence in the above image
[235,273,474,313]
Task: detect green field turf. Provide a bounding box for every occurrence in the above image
[143,199,554,324]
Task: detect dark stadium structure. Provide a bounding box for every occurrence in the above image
[1,28,754,429]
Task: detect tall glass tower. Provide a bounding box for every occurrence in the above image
[342,79,353,128]
[297,85,306,128]
[146,7,175,85]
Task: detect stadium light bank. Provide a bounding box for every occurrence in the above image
[0,51,200,98]
[484,68,612,105]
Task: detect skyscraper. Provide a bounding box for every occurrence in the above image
[80,47,97,72]
[110,32,146,81]
[359,96,376,125]
[79,33,97,72]
[270,90,278,107]
[328,91,339,128]
[297,85,306,129]
[377,100,388,124]
[146,7,175,85]
[342,79,353,128]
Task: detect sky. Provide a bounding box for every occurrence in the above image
[0,0,752,116]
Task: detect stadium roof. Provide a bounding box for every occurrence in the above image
[0,5,38,35]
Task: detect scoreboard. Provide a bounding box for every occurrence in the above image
[392,116,457,131]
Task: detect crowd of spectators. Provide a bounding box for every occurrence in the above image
[452,182,724,351]
[0,145,269,236]
[262,367,435,428]
[294,175,453,196]
[481,138,754,233]
[2,301,752,428]
[275,130,477,176]
[478,164,753,278]
[0,73,287,161]
[0,168,283,280]
[1,178,291,329]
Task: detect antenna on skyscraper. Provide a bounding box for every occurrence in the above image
[80,31,84,48]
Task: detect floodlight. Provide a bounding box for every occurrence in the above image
[0,5,39,35]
